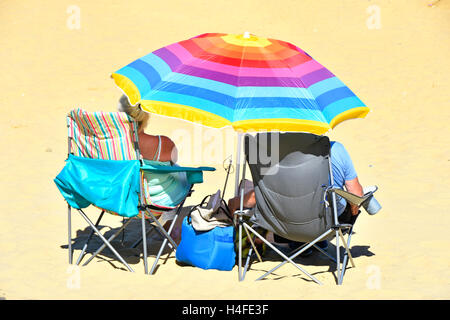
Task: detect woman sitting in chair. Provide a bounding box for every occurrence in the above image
[118,94,178,163]
[118,94,189,241]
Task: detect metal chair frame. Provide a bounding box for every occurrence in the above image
[235,134,369,285]
[66,113,193,274]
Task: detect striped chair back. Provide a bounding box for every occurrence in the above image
[67,108,174,218]
[68,109,139,160]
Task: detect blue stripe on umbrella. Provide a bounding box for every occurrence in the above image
[158,73,315,98]
[116,66,152,97]
[159,73,316,99]
[143,91,234,121]
[322,96,366,123]
[139,53,172,77]
[144,90,324,123]
[232,107,327,123]
[128,60,161,88]
[308,77,346,97]
[315,87,356,110]
[147,82,319,109]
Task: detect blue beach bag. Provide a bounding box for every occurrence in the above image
[176,212,236,271]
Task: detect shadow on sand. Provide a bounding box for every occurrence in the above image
[240,232,375,283]
[62,213,375,282]
[61,218,176,272]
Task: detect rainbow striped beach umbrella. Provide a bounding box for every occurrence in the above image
[112,32,369,134]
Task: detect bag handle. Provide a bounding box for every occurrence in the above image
[220,199,233,221]
[219,199,238,228]
[199,194,211,208]
[188,195,235,226]
[187,193,215,224]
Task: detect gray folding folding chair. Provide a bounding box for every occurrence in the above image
[235,132,372,285]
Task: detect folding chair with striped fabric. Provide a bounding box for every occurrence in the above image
[54,108,215,274]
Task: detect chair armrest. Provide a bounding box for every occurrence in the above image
[234,208,254,217]
[140,164,215,173]
[140,164,215,185]
[328,188,372,207]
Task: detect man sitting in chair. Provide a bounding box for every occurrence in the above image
[227,140,365,252]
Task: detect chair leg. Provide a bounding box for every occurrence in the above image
[131,220,154,249]
[79,210,134,272]
[255,228,332,284]
[149,210,180,275]
[68,204,72,265]
[141,212,148,274]
[243,224,262,262]
[131,218,176,250]
[146,209,177,249]
[335,230,341,285]
[312,243,337,263]
[149,198,188,274]
[82,216,134,267]
[338,229,355,268]
[244,223,323,285]
[338,226,354,285]
[242,246,254,280]
[241,228,262,281]
[238,216,243,281]
[121,217,126,244]
[76,210,104,265]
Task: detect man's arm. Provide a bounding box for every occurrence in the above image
[344,177,364,216]
[227,190,256,215]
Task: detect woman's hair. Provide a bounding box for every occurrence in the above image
[118,94,149,131]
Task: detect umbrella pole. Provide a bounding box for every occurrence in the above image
[234,132,243,197]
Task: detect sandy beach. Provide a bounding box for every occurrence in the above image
[0,0,449,299]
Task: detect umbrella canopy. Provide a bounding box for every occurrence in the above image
[112,33,369,134]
